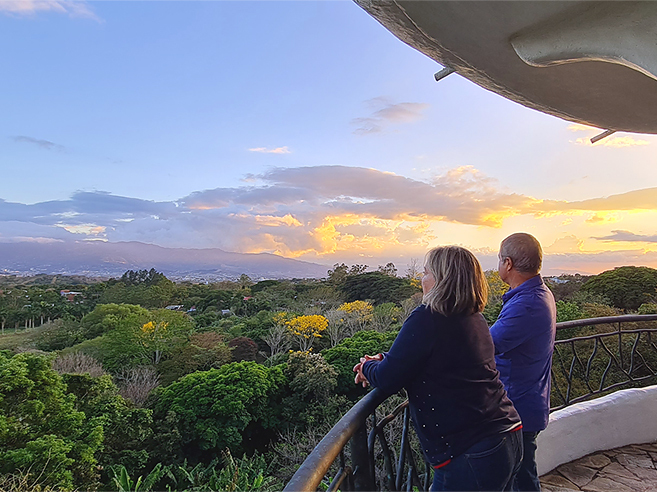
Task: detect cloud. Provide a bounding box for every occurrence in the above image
[567,124,650,147]
[2,165,657,264]
[537,188,657,213]
[567,124,597,132]
[545,235,584,254]
[574,136,650,148]
[248,146,291,154]
[352,98,429,135]
[0,166,524,259]
[593,230,657,243]
[0,0,98,20]
[11,135,65,151]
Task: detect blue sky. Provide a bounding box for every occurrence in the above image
[2,1,657,274]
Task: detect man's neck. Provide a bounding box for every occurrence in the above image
[508,273,538,290]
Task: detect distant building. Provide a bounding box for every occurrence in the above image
[60,290,83,302]
[545,277,570,285]
[165,305,185,311]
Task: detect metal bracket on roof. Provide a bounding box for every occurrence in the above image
[434,67,455,82]
[590,129,616,144]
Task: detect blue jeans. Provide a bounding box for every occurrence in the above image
[514,431,541,491]
[431,430,523,491]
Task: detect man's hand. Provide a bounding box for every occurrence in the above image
[353,353,384,387]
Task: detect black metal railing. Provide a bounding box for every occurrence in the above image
[550,314,657,410]
[283,315,657,492]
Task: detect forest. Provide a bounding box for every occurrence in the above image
[1,264,657,491]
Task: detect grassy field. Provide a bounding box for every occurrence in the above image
[0,324,50,351]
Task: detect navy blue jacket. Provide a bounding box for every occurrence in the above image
[362,305,520,466]
[490,275,556,432]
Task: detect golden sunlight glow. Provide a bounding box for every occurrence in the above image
[254,214,303,227]
[575,136,650,148]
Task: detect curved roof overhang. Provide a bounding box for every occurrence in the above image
[355,1,657,134]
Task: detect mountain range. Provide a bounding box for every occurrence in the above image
[0,241,329,281]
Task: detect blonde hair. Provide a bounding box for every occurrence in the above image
[422,246,488,316]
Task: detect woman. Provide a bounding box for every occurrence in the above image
[354,246,523,491]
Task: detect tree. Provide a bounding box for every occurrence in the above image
[228,336,259,362]
[264,314,293,357]
[297,284,343,310]
[555,300,584,323]
[341,271,418,305]
[279,351,346,433]
[80,303,151,339]
[101,271,176,309]
[582,266,657,310]
[327,263,349,285]
[327,263,368,285]
[404,258,422,290]
[238,274,254,290]
[322,330,398,397]
[377,262,398,277]
[153,362,286,459]
[100,309,193,371]
[324,309,348,347]
[158,332,232,385]
[0,352,104,490]
[372,302,402,332]
[337,300,374,336]
[286,314,329,351]
[485,270,508,304]
[62,372,155,485]
[120,269,167,287]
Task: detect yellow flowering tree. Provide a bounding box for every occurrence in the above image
[337,300,374,336]
[103,308,193,370]
[485,270,508,304]
[286,314,328,352]
[139,320,170,365]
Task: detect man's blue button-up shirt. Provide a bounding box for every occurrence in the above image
[490,275,556,432]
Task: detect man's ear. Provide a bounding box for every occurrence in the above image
[505,257,514,272]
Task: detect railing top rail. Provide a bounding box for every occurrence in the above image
[283,387,388,492]
[556,314,657,330]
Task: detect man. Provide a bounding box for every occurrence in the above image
[490,233,557,491]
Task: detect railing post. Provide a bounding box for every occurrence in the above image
[350,423,375,491]
[618,321,624,370]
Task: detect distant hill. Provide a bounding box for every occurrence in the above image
[0,241,329,281]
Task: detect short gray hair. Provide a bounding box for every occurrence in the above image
[500,233,542,275]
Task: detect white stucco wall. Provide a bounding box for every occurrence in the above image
[537,384,657,475]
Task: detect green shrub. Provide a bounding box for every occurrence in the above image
[153,361,286,460]
[638,303,657,315]
[556,300,585,323]
[323,330,398,398]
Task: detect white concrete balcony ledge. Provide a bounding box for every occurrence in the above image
[537,384,657,491]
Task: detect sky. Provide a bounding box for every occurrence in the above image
[1,0,657,275]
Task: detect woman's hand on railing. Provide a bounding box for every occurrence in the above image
[353,353,384,387]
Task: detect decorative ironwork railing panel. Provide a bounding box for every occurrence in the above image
[550,314,657,410]
[283,315,657,492]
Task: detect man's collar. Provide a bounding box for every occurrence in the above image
[502,275,543,302]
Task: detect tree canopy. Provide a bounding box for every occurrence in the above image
[340,271,418,305]
[582,266,657,310]
[153,361,286,458]
[0,352,104,490]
